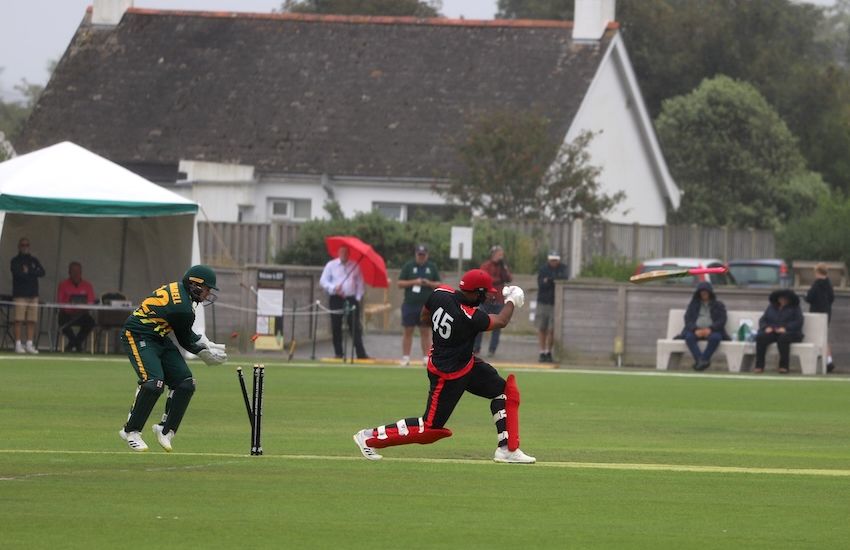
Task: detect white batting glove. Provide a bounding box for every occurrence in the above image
[502,285,525,309]
[198,348,228,366]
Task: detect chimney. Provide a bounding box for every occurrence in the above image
[573,0,616,42]
[92,0,133,25]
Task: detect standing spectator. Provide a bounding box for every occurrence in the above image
[57,261,97,352]
[320,245,369,360]
[536,251,568,362]
[10,237,44,354]
[804,262,834,372]
[474,245,512,357]
[677,282,729,371]
[397,244,441,366]
[754,289,804,374]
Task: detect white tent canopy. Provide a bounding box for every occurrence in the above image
[0,142,204,336]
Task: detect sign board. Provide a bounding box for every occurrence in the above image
[450,226,473,260]
[254,268,285,351]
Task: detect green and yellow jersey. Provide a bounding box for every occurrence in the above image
[123,281,205,354]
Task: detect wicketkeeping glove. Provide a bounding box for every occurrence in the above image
[502,285,525,309]
[198,347,228,365]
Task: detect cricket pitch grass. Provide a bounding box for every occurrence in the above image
[3,356,850,549]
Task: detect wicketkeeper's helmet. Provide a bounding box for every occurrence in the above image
[182,264,219,303]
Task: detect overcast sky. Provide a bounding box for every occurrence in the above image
[0,0,498,101]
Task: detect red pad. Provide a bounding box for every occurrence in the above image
[366,426,452,449]
[505,374,520,451]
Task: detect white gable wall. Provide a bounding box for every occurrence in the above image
[565,36,676,226]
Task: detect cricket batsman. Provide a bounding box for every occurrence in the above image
[118,265,228,452]
[353,268,536,463]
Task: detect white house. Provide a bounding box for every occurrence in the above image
[18,0,679,226]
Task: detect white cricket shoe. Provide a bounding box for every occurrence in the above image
[15,341,25,354]
[399,355,410,366]
[493,447,536,464]
[152,424,174,452]
[119,428,149,452]
[353,429,382,461]
[25,342,38,354]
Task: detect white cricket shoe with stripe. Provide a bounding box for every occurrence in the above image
[353,429,382,461]
[119,428,149,452]
[493,447,536,464]
[152,424,174,452]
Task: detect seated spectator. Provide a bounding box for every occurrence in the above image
[754,289,804,374]
[676,281,729,371]
[57,261,96,352]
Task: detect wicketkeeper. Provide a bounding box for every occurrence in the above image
[118,265,228,452]
[353,268,535,463]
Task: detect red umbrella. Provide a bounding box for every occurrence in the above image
[324,235,389,288]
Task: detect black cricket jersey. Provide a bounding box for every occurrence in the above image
[425,286,491,377]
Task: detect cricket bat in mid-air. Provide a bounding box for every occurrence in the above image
[629,266,728,284]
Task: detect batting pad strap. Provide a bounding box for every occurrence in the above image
[377,425,388,440]
[417,417,425,433]
[396,419,409,437]
[367,427,452,449]
[493,410,507,422]
[498,431,509,442]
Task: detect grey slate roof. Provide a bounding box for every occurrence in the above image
[17,10,616,180]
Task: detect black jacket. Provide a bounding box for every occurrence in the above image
[678,282,730,340]
[10,253,45,298]
[536,262,568,305]
[805,277,833,320]
[758,289,804,337]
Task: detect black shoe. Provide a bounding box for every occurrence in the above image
[694,359,710,371]
[357,355,371,360]
[827,362,835,373]
[545,352,554,363]
[538,353,547,363]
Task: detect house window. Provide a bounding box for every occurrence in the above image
[269,198,311,221]
[374,202,406,222]
[374,202,468,222]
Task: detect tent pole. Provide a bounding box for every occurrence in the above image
[118,219,128,291]
[51,217,65,351]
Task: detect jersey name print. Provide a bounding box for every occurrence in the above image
[127,282,193,338]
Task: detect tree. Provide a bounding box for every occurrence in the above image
[616,0,850,193]
[278,0,441,17]
[656,75,829,229]
[0,66,47,145]
[496,1,850,193]
[777,195,850,266]
[496,0,571,20]
[442,109,623,222]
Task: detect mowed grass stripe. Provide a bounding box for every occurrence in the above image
[3,448,850,477]
[4,353,850,383]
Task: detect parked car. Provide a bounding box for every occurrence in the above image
[727,259,792,288]
[634,257,736,286]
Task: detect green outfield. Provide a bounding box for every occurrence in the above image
[2,356,850,549]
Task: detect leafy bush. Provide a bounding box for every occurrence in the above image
[275,212,543,273]
[777,195,850,266]
[579,256,639,282]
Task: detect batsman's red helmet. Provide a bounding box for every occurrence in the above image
[459,269,497,294]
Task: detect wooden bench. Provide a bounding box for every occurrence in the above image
[656,309,828,375]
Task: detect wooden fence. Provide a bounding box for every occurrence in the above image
[199,220,776,268]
